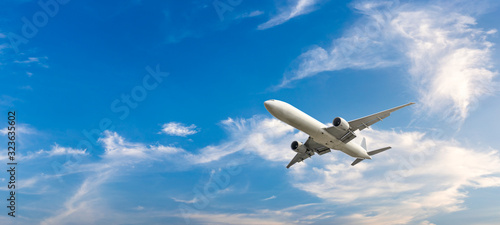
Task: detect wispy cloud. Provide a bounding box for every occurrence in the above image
[41,131,173,224]
[100,130,187,161]
[0,123,37,135]
[262,195,277,201]
[20,85,33,90]
[14,56,49,68]
[0,95,19,107]
[18,144,88,161]
[38,128,243,224]
[40,144,88,157]
[171,197,198,204]
[159,122,199,137]
[258,0,321,30]
[40,168,115,225]
[237,10,264,19]
[253,203,331,224]
[281,0,497,121]
[180,212,287,225]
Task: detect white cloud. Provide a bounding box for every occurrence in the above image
[159,122,199,137]
[258,0,320,30]
[283,0,497,121]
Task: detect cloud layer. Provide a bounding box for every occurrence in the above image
[291,128,500,224]
[14,115,500,224]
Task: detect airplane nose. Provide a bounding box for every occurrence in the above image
[264,100,274,110]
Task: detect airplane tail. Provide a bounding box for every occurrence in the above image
[351,138,391,166]
[361,137,367,151]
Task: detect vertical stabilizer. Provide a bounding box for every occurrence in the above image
[361,137,367,151]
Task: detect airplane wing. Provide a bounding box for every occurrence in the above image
[348,102,415,132]
[324,102,414,144]
[286,137,331,168]
[286,152,311,168]
[304,137,331,155]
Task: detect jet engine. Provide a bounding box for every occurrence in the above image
[333,117,350,132]
[291,141,307,154]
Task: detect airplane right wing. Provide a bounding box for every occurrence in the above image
[324,102,414,144]
[348,102,415,132]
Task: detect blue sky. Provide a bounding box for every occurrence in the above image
[1,0,500,224]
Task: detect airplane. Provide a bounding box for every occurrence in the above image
[264,100,414,168]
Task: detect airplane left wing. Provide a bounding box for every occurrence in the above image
[286,137,331,168]
[286,152,310,168]
[304,137,331,155]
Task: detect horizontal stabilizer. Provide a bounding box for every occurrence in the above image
[351,146,391,166]
[351,158,364,166]
[368,147,391,156]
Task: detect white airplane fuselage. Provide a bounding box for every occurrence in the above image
[264,100,371,159]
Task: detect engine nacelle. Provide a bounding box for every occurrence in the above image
[291,141,307,154]
[333,117,350,132]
